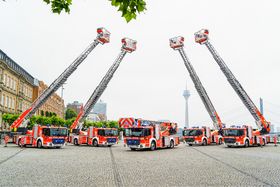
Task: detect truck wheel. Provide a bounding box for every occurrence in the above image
[150,141,156,151]
[262,138,266,146]
[37,140,42,148]
[108,145,112,147]
[218,138,222,145]
[130,148,136,151]
[202,139,207,146]
[170,140,175,149]
[93,139,98,147]
[227,145,232,148]
[188,144,192,146]
[18,139,22,147]
[74,139,79,146]
[245,140,249,148]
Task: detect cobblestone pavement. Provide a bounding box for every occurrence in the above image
[0,142,279,187]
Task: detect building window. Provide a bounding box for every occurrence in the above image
[9,97,12,109]
[6,96,9,108]
[3,74,6,86]
[0,94,4,106]
[7,76,10,88]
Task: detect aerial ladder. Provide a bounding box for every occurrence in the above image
[69,38,136,146]
[169,36,223,145]
[195,29,270,135]
[10,27,110,132]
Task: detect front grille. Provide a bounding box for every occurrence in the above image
[185,138,194,142]
[107,138,117,143]
[126,139,140,145]
[52,139,65,144]
[224,138,236,143]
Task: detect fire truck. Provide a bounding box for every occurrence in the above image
[169,36,224,146]
[14,125,68,148]
[9,27,110,148]
[195,29,271,147]
[68,38,137,147]
[119,118,180,151]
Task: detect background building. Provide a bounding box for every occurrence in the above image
[36,81,64,119]
[67,101,83,114]
[0,49,38,129]
[86,100,107,122]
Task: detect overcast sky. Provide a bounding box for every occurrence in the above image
[0,0,280,129]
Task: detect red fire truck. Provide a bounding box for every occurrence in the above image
[182,126,223,146]
[195,29,271,147]
[13,124,68,148]
[69,127,118,147]
[170,36,224,146]
[119,118,180,151]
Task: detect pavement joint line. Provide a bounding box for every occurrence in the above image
[191,147,274,187]
[109,147,123,187]
[0,148,24,166]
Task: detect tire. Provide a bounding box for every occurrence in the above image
[108,145,112,147]
[170,140,175,149]
[202,139,207,146]
[37,140,42,148]
[74,138,79,146]
[218,138,222,145]
[188,144,192,146]
[150,141,156,151]
[18,139,22,147]
[262,138,266,146]
[130,148,136,151]
[244,140,249,148]
[227,145,232,148]
[93,139,98,147]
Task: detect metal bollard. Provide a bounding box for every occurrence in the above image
[259,136,263,148]
[274,135,277,147]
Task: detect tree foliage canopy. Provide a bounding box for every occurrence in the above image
[2,113,120,130]
[65,108,77,120]
[43,0,146,22]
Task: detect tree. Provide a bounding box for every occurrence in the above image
[65,108,77,120]
[43,0,146,22]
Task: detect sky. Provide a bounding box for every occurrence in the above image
[0,0,280,129]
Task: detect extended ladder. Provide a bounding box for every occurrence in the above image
[195,29,270,134]
[169,36,223,133]
[11,28,110,130]
[70,38,137,130]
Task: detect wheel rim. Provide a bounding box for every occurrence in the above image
[151,142,155,150]
[38,141,42,148]
[170,141,174,148]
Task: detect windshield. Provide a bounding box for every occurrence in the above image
[42,128,68,136]
[98,129,118,136]
[50,128,68,136]
[124,128,150,137]
[183,129,203,136]
[223,129,244,136]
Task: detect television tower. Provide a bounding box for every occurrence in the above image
[183,81,191,128]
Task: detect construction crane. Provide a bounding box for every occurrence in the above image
[69,38,136,146]
[10,27,110,131]
[169,36,223,136]
[70,38,137,131]
[195,29,270,135]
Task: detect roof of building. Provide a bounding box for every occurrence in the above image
[0,49,38,86]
